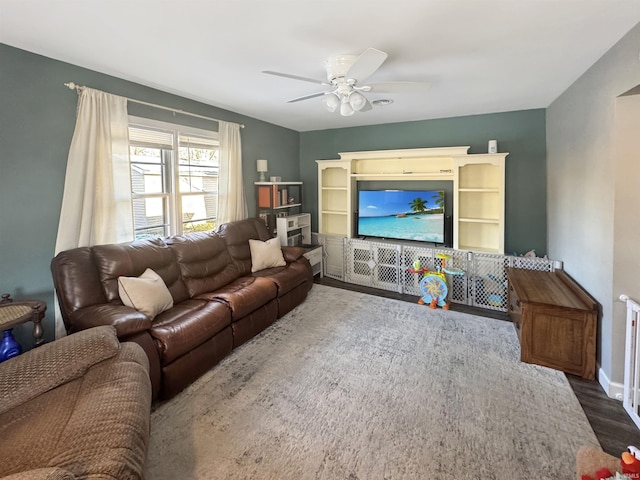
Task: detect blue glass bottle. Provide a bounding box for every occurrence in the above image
[0,329,22,362]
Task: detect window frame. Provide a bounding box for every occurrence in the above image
[128,116,219,238]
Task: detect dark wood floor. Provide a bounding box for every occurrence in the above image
[314,276,640,456]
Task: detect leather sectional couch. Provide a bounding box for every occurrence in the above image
[51,218,313,400]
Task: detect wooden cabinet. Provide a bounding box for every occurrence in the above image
[506,267,597,379]
[316,147,507,256]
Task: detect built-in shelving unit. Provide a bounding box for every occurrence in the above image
[316,147,508,271]
[455,157,505,253]
[276,213,311,247]
[255,181,303,234]
[317,159,353,238]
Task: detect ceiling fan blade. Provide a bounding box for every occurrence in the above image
[346,48,388,83]
[262,70,327,85]
[286,91,327,103]
[366,81,430,94]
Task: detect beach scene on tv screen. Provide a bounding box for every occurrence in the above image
[358,190,445,242]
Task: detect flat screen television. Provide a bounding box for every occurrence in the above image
[357,189,445,243]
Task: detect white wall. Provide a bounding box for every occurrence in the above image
[613,93,640,384]
[547,21,640,393]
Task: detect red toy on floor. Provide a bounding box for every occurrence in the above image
[581,446,640,480]
[581,467,613,480]
[622,446,640,479]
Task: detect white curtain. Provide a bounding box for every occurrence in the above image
[217,121,247,224]
[53,87,132,338]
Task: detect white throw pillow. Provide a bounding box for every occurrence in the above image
[118,268,174,319]
[249,237,286,272]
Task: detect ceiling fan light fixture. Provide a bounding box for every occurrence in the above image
[323,93,340,112]
[348,91,366,111]
[340,99,355,116]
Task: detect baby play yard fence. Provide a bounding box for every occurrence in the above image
[621,294,640,430]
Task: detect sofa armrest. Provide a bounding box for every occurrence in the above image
[1,468,75,480]
[0,326,120,416]
[282,246,305,263]
[69,303,151,338]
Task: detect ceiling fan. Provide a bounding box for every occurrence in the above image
[262,48,428,117]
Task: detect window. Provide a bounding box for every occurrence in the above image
[128,118,219,239]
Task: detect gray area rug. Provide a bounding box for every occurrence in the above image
[146,284,599,479]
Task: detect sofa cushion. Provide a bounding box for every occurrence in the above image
[1,467,75,479]
[51,247,108,327]
[69,303,151,337]
[252,260,309,296]
[118,268,174,319]
[196,276,277,320]
[0,326,120,416]
[165,232,241,297]
[92,238,189,304]
[150,299,231,365]
[215,218,271,276]
[249,237,286,272]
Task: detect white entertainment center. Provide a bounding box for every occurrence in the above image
[317,145,508,255]
[315,146,558,312]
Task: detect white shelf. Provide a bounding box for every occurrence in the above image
[459,188,500,193]
[459,217,500,224]
[351,172,453,178]
[254,181,303,186]
[457,245,501,254]
[321,210,348,215]
[321,186,348,191]
[272,203,302,210]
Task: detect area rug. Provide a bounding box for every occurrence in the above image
[146,284,599,479]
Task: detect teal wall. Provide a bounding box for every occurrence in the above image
[0,43,299,347]
[0,41,548,350]
[300,109,547,256]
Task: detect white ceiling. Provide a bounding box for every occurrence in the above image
[1,0,640,132]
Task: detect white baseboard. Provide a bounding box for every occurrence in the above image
[597,366,624,401]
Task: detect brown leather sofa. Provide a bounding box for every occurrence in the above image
[51,218,313,400]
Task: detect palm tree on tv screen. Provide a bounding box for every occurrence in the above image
[433,191,444,211]
[409,197,428,214]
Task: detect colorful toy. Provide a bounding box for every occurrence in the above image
[580,467,614,480]
[582,446,640,480]
[622,446,640,478]
[408,253,464,310]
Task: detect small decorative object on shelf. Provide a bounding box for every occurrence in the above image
[257,159,268,182]
[0,329,21,362]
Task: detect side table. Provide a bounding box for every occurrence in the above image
[302,245,323,278]
[0,294,47,348]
